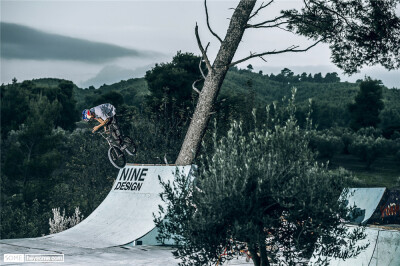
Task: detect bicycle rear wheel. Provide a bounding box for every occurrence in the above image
[121,136,137,156]
[108,145,126,169]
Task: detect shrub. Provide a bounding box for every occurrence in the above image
[49,207,83,234]
[310,132,344,160]
[348,136,390,169]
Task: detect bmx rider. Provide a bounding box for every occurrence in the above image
[82,103,123,145]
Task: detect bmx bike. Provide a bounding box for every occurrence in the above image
[98,130,136,169]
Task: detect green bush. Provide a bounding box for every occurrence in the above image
[348,136,390,169]
[357,127,382,138]
[310,131,344,160]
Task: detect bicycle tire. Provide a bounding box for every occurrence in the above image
[108,145,126,169]
[121,136,137,156]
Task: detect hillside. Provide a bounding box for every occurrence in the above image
[75,78,148,112]
[10,68,394,114]
[221,68,400,108]
[23,68,400,132]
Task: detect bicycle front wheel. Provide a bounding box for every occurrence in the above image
[108,145,126,169]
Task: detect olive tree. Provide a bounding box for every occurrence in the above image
[157,93,365,266]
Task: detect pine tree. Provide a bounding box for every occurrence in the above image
[349,78,384,131]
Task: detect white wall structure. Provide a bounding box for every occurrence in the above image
[135,225,176,246]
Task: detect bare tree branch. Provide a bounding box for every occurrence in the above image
[247,14,287,28]
[249,0,274,20]
[192,52,209,94]
[192,80,202,94]
[249,21,288,29]
[199,43,209,79]
[195,23,213,72]
[276,25,292,33]
[260,56,267,63]
[204,0,223,43]
[229,38,324,67]
[199,62,206,79]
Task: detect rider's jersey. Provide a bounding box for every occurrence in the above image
[90,103,116,121]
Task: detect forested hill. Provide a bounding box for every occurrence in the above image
[223,67,400,111]
[6,66,398,134]
[20,67,400,125]
[220,68,400,129]
[73,78,148,112]
[83,69,400,113]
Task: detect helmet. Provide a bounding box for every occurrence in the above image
[82,109,91,121]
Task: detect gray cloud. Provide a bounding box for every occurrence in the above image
[1,22,157,63]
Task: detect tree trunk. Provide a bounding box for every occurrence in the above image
[175,0,257,165]
[248,244,261,266]
[258,236,270,266]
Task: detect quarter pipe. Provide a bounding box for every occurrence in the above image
[0,164,194,250]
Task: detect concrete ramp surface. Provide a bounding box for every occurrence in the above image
[308,226,400,266]
[0,164,194,249]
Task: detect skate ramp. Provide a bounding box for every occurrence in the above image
[368,228,400,265]
[343,188,386,224]
[309,187,400,265]
[308,225,400,266]
[369,189,400,225]
[0,164,194,250]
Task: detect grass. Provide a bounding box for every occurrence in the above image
[329,154,400,189]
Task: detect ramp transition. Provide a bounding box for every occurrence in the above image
[0,164,194,250]
[308,225,400,266]
[309,188,400,265]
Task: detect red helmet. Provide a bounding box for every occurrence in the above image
[82,109,92,121]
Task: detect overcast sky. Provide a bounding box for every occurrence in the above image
[1,0,399,88]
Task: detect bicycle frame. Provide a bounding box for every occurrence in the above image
[100,128,135,154]
[98,130,126,169]
[98,131,114,148]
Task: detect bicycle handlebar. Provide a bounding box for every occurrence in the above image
[94,128,111,135]
[95,130,110,140]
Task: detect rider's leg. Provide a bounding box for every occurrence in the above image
[110,117,123,146]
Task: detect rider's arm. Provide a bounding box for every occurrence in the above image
[92,118,109,133]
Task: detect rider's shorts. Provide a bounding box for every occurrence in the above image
[107,117,122,141]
